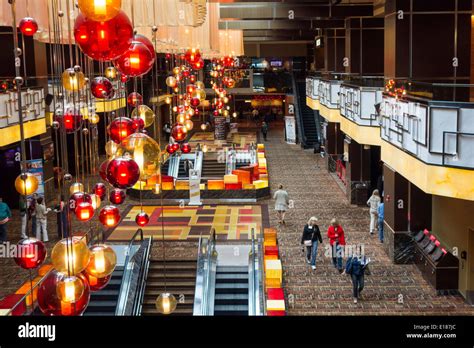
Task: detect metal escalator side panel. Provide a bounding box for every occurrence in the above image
[193,237,218,316]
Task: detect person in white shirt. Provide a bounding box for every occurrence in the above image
[273,184,289,225]
[366,189,381,235]
[35,197,51,242]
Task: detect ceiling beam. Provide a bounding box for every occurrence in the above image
[218,19,345,30]
[219,3,374,20]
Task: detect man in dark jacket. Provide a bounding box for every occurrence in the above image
[345,252,370,303]
[301,217,323,270]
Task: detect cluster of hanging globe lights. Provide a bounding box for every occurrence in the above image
[9,0,168,316]
[11,0,244,316]
[208,55,239,122]
[163,47,206,155]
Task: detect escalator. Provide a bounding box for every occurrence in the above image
[193,230,265,316]
[201,158,226,179]
[296,80,319,148]
[141,259,196,316]
[214,266,249,315]
[83,266,124,316]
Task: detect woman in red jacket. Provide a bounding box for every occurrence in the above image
[327,218,346,273]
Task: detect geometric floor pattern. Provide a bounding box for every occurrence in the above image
[106,204,266,241]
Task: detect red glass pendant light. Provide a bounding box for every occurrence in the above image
[74,10,133,61]
[14,238,47,269]
[75,202,95,222]
[171,123,187,142]
[91,77,114,99]
[93,183,107,200]
[127,92,143,107]
[114,41,154,77]
[19,17,38,36]
[108,117,134,143]
[99,205,121,227]
[106,156,140,189]
[109,188,126,205]
[135,212,150,227]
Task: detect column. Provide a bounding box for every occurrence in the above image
[382,164,411,264]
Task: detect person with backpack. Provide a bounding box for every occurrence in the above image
[301,216,323,270]
[345,249,370,304]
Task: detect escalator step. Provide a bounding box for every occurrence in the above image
[216,273,248,280]
[215,293,248,300]
[216,266,248,273]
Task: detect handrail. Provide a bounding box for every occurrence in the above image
[193,229,218,315]
[291,73,308,147]
[248,227,265,316]
[115,228,144,316]
[132,236,152,316]
[248,228,256,315]
[257,231,266,315]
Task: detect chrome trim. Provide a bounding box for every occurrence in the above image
[193,230,218,315]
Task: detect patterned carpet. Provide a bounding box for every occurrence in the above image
[107,204,267,241]
[261,127,474,315]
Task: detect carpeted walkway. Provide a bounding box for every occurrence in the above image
[262,127,474,315]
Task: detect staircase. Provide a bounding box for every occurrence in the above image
[214,266,249,315]
[161,160,170,176]
[142,260,196,316]
[201,158,226,179]
[296,80,319,148]
[83,266,124,316]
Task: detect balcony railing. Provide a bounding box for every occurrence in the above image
[0,87,45,128]
[307,75,474,170]
[380,93,474,170]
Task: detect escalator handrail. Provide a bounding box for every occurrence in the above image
[248,228,266,316]
[193,229,218,315]
[115,228,145,316]
[132,235,152,315]
[291,73,308,147]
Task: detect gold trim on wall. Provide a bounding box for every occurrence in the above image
[382,140,474,201]
[0,118,46,147]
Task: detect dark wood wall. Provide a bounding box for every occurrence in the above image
[384,0,472,82]
[345,18,385,75]
[324,29,346,72]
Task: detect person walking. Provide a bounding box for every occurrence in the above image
[301,217,323,270]
[367,189,381,235]
[377,202,384,243]
[0,197,12,244]
[345,249,370,304]
[19,197,28,239]
[28,193,38,236]
[273,184,289,225]
[261,121,269,141]
[35,197,50,242]
[327,218,346,273]
[252,108,259,125]
[163,122,171,142]
[183,159,194,177]
[53,195,68,239]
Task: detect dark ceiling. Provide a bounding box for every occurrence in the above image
[214,0,377,42]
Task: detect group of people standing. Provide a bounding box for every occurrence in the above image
[0,194,69,244]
